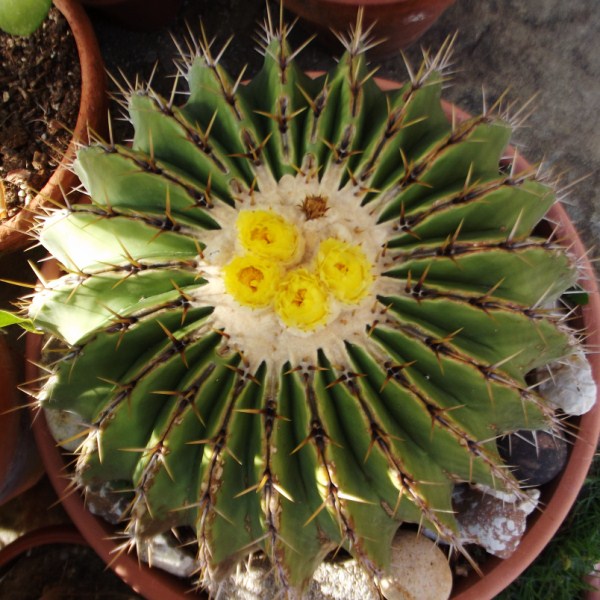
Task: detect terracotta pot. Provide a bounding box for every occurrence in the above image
[0,335,43,506]
[585,564,600,600]
[0,523,137,596]
[25,82,600,599]
[80,0,182,31]
[0,0,107,255]
[0,525,86,569]
[283,0,456,58]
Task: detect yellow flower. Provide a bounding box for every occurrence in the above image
[223,255,280,308]
[275,268,329,331]
[317,238,373,303]
[237,209,299,263]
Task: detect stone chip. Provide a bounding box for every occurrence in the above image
[453,486,540,559]
[380,530,452,600]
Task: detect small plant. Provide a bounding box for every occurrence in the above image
[23,8,593,596]
[0,0,51,36]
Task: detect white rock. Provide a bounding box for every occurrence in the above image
[211,555,380,600]
[538,347,597,416]
[454,487,540,559]
[136,533,197,578]
[472,483,522,504]
[310,559,380,600]
[44,406,86,452]
[379,530,452,600]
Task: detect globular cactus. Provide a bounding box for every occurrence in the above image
[28,8,583,595]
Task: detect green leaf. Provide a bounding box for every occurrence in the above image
[0,0,51,36]
[0,310,39,333]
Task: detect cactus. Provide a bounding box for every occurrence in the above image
[27,8,584,595]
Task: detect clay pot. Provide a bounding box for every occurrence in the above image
[0,524,139,596]
[585,564,600,600]
[80,0,182,31]
[0,525,86,569]
[0,335,43,506]
[0,0,107,255]
[283,0,456,58]
[25,85,600,599]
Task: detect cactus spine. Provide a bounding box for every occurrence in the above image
[28,8,582,595]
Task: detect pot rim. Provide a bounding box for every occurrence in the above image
[0,524,86,570]
[0,0,107,254]
[285,0,454,7]
[25,81,600,600]
[0,337,19,494]
[0,335,44,505]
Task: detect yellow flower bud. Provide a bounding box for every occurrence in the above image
[275,268,329,331]
[237,209,299,263]
[317,238,373,304]
[223,255,280,308]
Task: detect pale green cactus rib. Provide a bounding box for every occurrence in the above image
[134,356,242,536]
[351,327,532,490]
[369,325,551,433]
[74,145,222,226]
[39,210,200,274]
[129,95,238,197]
[244,27,318,179]
[130,351,224,532]
[27,10,589,595]
[377,117,512,223]
[382,294,571,375]
[316,352,461,549]
[31,270,201,346]
[76,321,221,482]
[355,73,450,200]
[270,365,343,588]
[311,356,403,572]
[310,51,385,186]
[345,342,504,487]
[388,176,555,246]
[203,364,265,574]
[181,30,272,180]
[385,244,575,304]
[41,307,207,418]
